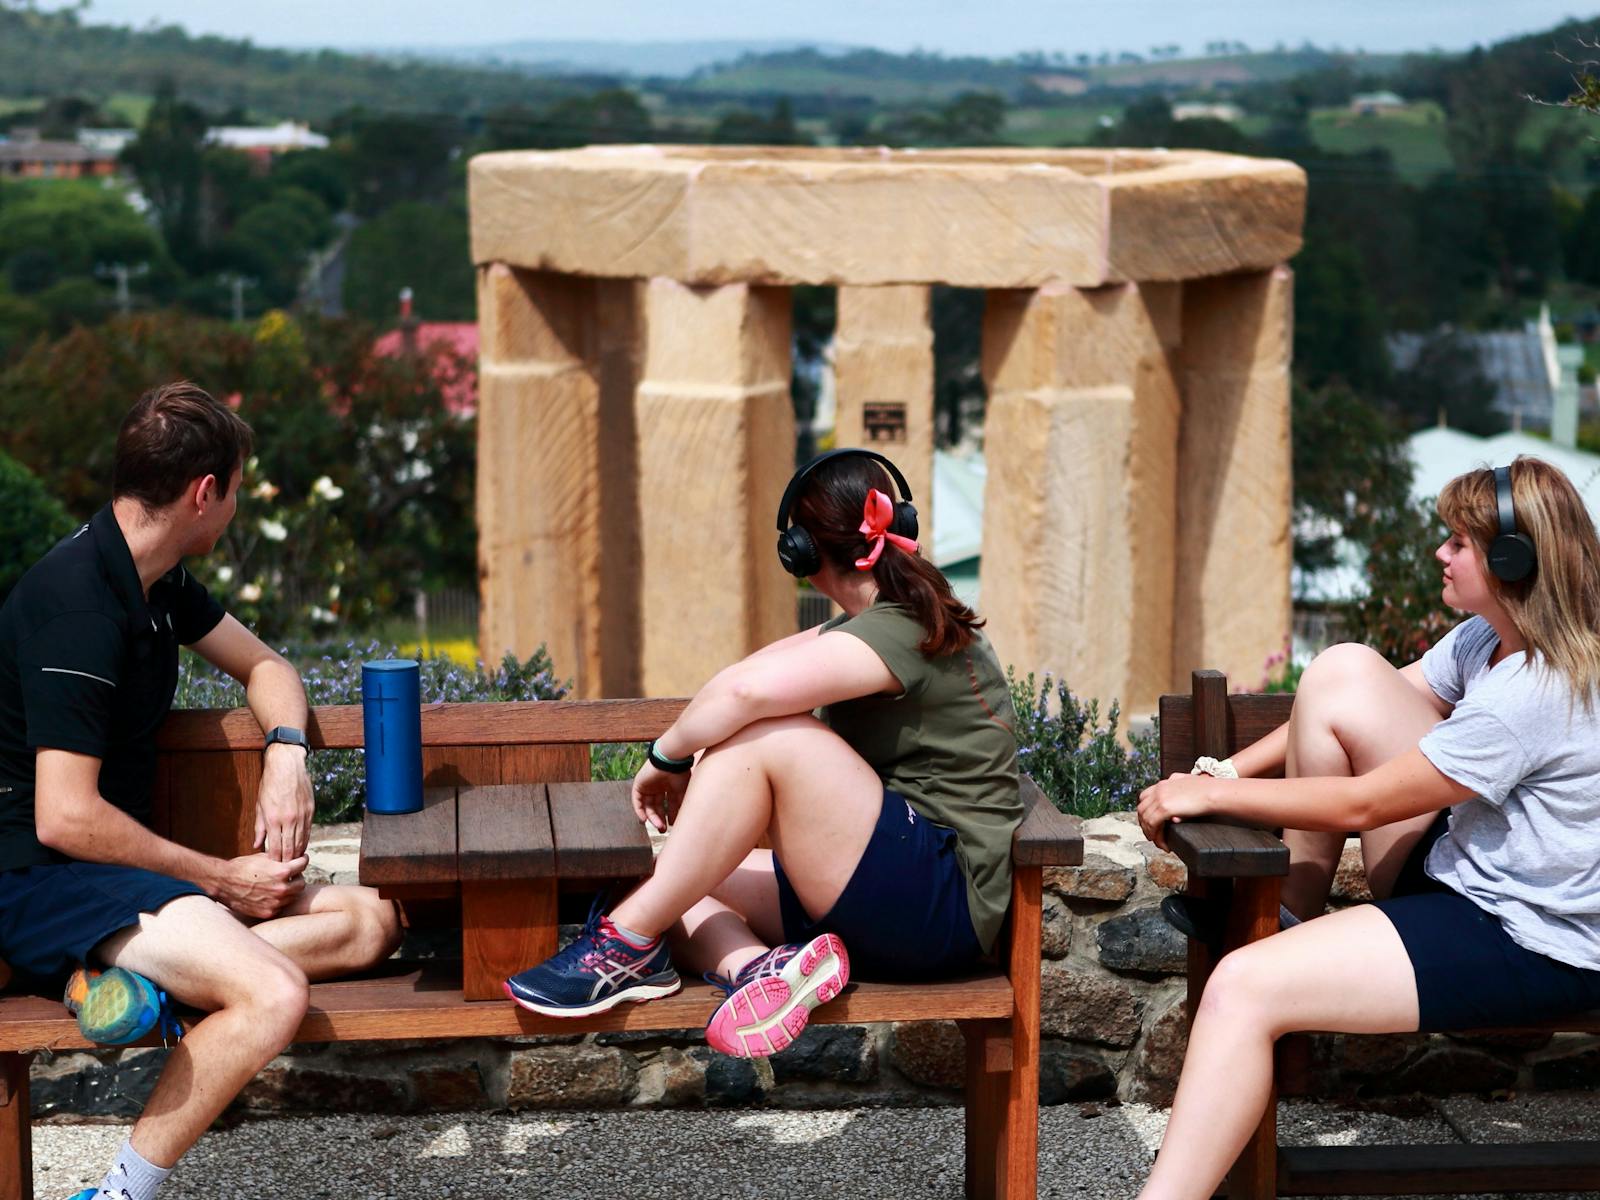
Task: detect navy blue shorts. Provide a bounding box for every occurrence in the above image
[0,862,205,987]
[1374,813,1600,1031]
[773,788,985,981]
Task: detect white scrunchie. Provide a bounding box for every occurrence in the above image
[1191,755,1239,779]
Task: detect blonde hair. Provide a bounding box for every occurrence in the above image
[1437,456,1600,708]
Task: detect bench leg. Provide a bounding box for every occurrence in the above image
[1004,863,1043,1200]
[462,879,558,1001]
[961,1018,1013,1200]
[1,1052,32,1200]
[1222,876,1281,1200]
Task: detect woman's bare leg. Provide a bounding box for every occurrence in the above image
[669,850,786,978]
[1138,905,1420,1200]
[1280,644,1446,919]
[610,715,881,940]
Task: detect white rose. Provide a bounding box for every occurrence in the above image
[312,476,344,502]
[214,565,234,583]
[239,583,263,603]
[259,519,288,542]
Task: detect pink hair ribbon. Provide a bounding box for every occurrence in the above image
[855,488,919,570]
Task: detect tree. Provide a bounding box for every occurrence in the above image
[342,201,472,323]
[121,79,209,267]
[0,449,73,603]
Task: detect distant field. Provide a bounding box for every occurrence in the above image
[687,65,996,104]
[1004,105,1119,146]
[1307,102,1452,180]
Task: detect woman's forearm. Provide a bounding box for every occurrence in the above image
[653,664,769,759]
[1231,721,1287,779]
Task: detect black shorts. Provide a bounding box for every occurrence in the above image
[773,787,985,981]
[0,862,205,987]
[1373,813,1600,1031]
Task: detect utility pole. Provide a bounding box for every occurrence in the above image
[94,262,149,315]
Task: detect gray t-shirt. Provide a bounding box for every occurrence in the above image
[1418,616,1600,970]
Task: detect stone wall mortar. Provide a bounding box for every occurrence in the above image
[29,814,1600,1119]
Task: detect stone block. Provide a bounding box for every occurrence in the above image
[409,1063,490,1110]
[1141,845,1187,892]
[1039,1041,1118,1104]
[771,1025,877,1084]
[1045,852,1136,903]
[630,1046,706,1106]
[833,284,934,517]
[504,1044,637,1110]
[1335,1033,1426,1078]
[29,1049,168,1119]
[1096,905,1187,976]
[1172,267,1292,687]
[470,146,1304,289]
[1330,838,1372,904]
[698,1048,763,1105]
[1127,991,1189,1106]
[237,1059,409,1113]
[1382,1045,1518,1096]
[1040,962,1142,1046]
[981,282,1178,715]
[1040,892,1073,958]
[889,1020,966,1090]
[1531,1043,1600,1090]
[636,278,796,696]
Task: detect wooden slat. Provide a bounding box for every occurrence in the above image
[1168,822,1289,879]
[0,966,1014,1050]
[1225,876,1283,1200]
[1193,669,1231,759]
[961,1018,1010,1199]
[547,780,653,877]
[1003,863,1044,1200]
[462,880,558,1002]
[358,787,458,887]
[159,699,690,751]
[1011,776,1084,867]
[1276,1142,1600,1195]
[423,745,502,789]
[459,784,555,880]
[500,743,590,785]
[161,750,260,859]
[1158,691,1294,778]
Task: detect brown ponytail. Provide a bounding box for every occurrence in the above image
[792,454,984,656]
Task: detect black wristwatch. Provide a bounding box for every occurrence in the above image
[647,739,694,774]
[264,725,310,755]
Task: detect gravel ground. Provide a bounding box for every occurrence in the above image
[32,1093,1600,1200]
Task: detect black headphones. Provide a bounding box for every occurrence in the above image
[1488,464,1536,583]
[775,448,919,578]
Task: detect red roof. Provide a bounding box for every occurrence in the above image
[373,322,478,415]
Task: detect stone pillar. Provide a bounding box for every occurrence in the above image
[477,265,641,698]
[833,285,935,518]
[1173,266,1293,687]
[636,279,796,696]
[979,282,1181,715]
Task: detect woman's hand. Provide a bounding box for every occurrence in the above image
[631,760,690,833]
[1137,773,1217,851]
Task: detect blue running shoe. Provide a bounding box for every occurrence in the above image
[66,1190,98,1199]
[504,900,681,1017]
[62,965,181,1047]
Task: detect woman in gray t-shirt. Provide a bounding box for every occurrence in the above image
[1131,456,1600,1200]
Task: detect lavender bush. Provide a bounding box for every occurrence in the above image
[175,641,570,823]
[1008,670,1160,819]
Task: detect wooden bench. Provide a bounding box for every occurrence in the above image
[0,698,1082,1200]
[1159,669,1600,1198]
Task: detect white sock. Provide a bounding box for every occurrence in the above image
[97,1138,170,1200]
[610,919,657,949]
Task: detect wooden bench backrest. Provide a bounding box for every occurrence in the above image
[1157,669,1293,776]
[152,699,689,858]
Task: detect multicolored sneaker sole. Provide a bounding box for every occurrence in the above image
[62,965,165,1046]
[705,933,850,1058]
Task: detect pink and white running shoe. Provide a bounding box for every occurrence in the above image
[704,933,850,1058]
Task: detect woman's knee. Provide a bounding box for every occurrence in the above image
[1300,642,1393,696]
[1195,944,1281,1028]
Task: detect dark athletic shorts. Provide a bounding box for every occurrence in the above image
[0,862,205,988]
[1373,812,1600,1031]
[773,787,985,981]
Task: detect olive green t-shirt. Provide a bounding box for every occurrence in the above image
[819,603,1022,953]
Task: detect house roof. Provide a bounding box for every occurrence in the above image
[0,140,111,164]
[372,322,479,415]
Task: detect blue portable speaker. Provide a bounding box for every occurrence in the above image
[363,659,423,815]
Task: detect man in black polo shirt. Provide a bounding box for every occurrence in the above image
[0,382,401,1200]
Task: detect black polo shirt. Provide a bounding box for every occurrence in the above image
[0,505,225,873]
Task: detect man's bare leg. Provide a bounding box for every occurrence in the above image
[247,883,401,981]
[94,895,310,1168]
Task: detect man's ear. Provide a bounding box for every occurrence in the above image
[193,473,219,512]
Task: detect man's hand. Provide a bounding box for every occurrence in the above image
[256,743,313,861]
[631,760,690,833]
[211,852,308,920]
[1137,773,1217,851]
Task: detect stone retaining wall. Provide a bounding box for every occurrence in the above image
[29,815,1600,1120]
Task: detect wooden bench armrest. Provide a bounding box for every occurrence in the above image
[1011,775,1084,867]
[1167,820,1289,879]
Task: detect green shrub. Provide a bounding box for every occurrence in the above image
[1008,670,1159,819]
[175,640,568,823]
[0,449,74,604]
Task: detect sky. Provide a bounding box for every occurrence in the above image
[36,0,1600,59]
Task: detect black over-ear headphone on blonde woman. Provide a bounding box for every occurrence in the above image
[1489,464,1536,583]
[775,449,918,578]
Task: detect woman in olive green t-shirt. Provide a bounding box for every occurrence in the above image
[505,450,1021,1060]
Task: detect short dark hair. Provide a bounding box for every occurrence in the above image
[113,382,254,508]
